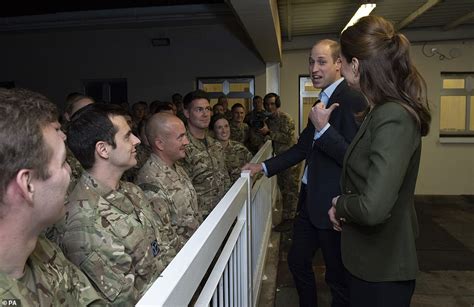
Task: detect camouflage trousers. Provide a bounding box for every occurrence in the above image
[277,163,302,219]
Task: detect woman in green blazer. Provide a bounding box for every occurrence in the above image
[328,16,431,306]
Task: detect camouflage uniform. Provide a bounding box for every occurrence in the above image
[176,110,187,125]
[248,128,270,155]
[224,109,233,121]
[51,172,179,305]
[223,140,253,183]
[229,121,250,146]
[0,236,106,306]
[266,111,301,220]
[122,144,152,183]
[245,110,269,154]
[66,145,84,195]
[179,131,231,218]
[136,153,202,243]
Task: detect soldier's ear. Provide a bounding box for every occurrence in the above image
[155,137,165,151]
[8,169,35,204]
[183,108,190,120]
[96,141,110,159]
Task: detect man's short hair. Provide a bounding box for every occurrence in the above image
[132,101,147,111]
[152,101,174,114]
[183,90,210,110]
[263,93,281,108]
[0,88,58,200]
[64,93,94,116]
[217,95,228,103]
[317,39,341,63]
[252,95,262,108]
[171,93,182,104]
[67,103,129,170]
[231,103,245,112]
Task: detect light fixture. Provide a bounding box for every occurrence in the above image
[341,3,376,33]
[151,38,171,47]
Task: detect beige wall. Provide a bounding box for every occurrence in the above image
[279,41,474,195]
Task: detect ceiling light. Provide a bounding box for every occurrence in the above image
[341,3,376,33]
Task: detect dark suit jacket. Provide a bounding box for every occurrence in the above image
[335,101,421,282]
[265,80,367,229]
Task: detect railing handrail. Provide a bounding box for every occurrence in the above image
[136,140,274,307]
[137,177,249,306]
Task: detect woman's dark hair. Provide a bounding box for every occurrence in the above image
[210,113,229,131]
[340,15,431,136]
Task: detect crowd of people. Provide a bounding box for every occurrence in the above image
[1,16,430,306]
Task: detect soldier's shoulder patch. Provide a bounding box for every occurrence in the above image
[151,239,160,257]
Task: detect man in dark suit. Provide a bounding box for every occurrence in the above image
[243,39,366,306]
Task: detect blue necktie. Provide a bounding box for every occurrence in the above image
[301,92,326,185]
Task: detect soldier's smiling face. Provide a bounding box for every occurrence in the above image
[213,118,230,142]
[108,115,141,171]
[265,97,278,115]
[232,107,245,124]
[185,98,211,130]
[161,117,189,163]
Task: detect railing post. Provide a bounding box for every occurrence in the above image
[241,171,253,306]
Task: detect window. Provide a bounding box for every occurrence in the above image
[439,73,474,143]
[298,75,320,134]
[197,77,254,112]
[82,78,127,104]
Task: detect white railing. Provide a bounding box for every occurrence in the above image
[136,141,275,307]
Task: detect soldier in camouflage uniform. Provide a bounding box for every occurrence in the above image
[122,118,152,183]
[136,113,202,243]
[179,90,231,218]
[0,88,105,306]
[66,146,85,195]
[172,93,187,125]
[51,104,179,305]
[229,103,250,147]
[62,93,95,195]
[260,93,301,222]
[245,96,269,154]
[248,125,270,154]
[0,236,106,306]
[218,95,233,121]
[211,114,253,183]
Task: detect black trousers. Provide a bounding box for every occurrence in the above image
[349,274,415,307]
[287,185,349,307]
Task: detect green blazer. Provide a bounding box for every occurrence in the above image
[335,101,421,282]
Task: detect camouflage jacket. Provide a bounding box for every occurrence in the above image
[136,154,202,243]
[0,236,106,306]
[66,145,84,196]
[51,173,179,306]
[224,109,233,121]
[229,121,250,145]
[223,140,253,183]
[266,111,296,155]
[176,110,187,125]
[179,131,231,218]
